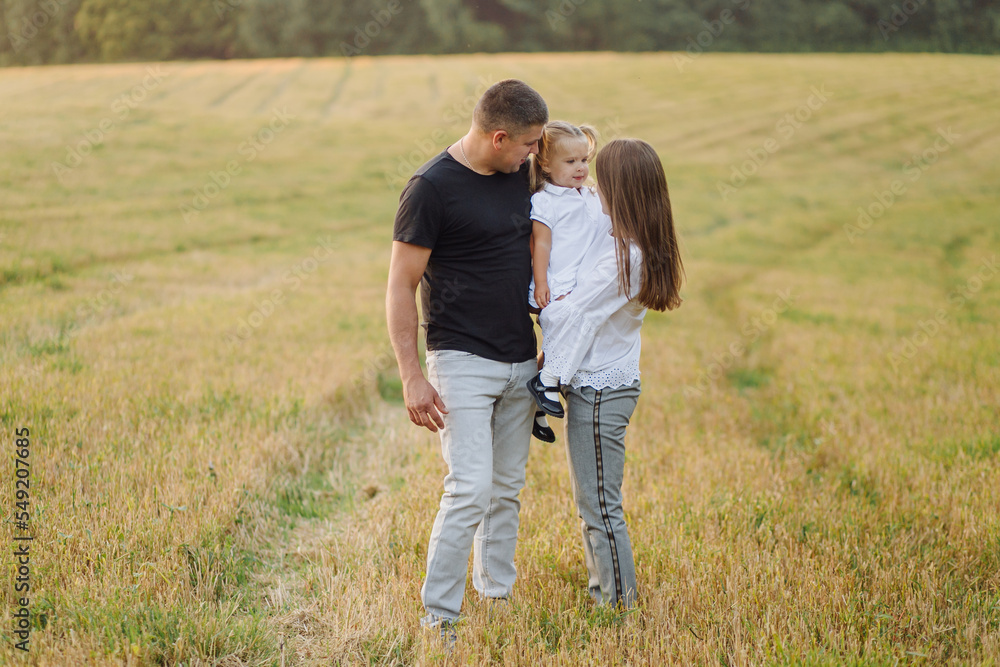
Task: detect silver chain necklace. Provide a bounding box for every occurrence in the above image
[459,137,476,172]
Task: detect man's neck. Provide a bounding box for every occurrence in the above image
[450,132,495,176]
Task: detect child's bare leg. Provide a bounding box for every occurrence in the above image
[531,351,554,436]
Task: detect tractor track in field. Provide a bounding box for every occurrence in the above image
[0,218,380,293]
[322,62,353,116]
[254,61,307,114]
[0,232,284,292]
[691,91,970,156]
[426,72,440,101]
[145,68,211,106]
[789,86,993,155]
[371,62,387,99]
[209,70,267,108]
[672,72,985,156]
[696,215,848,331]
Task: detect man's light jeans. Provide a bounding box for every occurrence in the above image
[422,349,537,620]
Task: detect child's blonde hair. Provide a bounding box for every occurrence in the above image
[529,121,599,193]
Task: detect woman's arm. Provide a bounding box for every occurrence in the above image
[540,242,641,384]
[531,220,553,308]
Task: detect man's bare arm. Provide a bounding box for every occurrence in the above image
[386,241,448,432]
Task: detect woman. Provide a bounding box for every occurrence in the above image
[529,138,684,608]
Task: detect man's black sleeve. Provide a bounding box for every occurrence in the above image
[393,175,443,250]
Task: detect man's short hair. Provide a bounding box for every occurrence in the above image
[474,79,548,137]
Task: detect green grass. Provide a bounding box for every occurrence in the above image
[0,52,998,665]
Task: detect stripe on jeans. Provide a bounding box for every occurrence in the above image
[592,388,623,603]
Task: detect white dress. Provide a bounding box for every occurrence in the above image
[539,221,646,391]
[527,182,605,309]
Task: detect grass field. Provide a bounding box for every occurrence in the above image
[1,51,999,665]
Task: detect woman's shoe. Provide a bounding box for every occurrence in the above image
[531,411,556,443]
[526,374,564,418]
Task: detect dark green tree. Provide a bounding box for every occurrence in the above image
[75,0,236,61]
[2,0,86,65]
[2,0,999,66]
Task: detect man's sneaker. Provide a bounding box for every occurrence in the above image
[420,613,457,649]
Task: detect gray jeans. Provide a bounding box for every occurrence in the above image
[422,349,537,620]
[564,380,641,608]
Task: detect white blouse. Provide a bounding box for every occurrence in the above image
[528,182,605,309]
[539,219,647,390]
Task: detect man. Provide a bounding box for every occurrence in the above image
[386,79,548,637]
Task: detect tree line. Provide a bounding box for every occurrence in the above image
[2,0,997,66]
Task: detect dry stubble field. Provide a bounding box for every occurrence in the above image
[1,52,999,665]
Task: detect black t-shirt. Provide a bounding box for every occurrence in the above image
[393,150,536,363]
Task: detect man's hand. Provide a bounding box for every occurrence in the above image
[404,375,448,432]
[387,240,446,433]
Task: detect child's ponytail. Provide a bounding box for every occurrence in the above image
[528,152,547,194]
[579,124,599,162]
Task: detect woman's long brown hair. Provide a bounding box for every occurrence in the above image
[594,139,684,312]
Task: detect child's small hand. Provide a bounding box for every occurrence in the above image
[535,286,551,309]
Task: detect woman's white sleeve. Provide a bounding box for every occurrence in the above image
[541,249,637,384]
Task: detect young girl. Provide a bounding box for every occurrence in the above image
[526,121,603,442]
[528,138,684,608]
